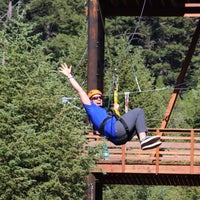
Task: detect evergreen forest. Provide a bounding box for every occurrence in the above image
[0,0,199,199]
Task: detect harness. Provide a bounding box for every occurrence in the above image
[99,75,132,144]
[99,110,132,144]
[99,115,112,135]
[118,118,130,137]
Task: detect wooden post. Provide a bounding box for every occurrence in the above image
[87,174,103,200]
[190,129,195,174]
[87,0,105,93]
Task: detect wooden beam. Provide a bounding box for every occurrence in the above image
[160,19,200,128]
[93,173,200,185]
[98,0,200,17]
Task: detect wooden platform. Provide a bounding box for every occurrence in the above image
[86,128,200,185]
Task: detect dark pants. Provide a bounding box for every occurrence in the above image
[114,108,147,143]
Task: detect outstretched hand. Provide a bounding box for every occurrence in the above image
[58,62,90,105]
[58,63,72,77]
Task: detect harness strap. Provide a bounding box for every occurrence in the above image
[99,115,133,143]
[119,118,132,140]
[99,116,112,136]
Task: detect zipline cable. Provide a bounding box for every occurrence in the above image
[132,64,141,92]
[116,0,147,72]
[97,0,147,108]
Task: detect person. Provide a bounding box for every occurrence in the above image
[58,63,162,150]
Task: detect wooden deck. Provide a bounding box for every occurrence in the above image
[86,128,200,185]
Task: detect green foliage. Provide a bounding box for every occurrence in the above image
[0,13,99,199]
[0,0,8,16]
[104,39,169,127]
[26,0,87,59]
[104,185,200,200]
[27,0,85,35]
[103,16,199,128]
[0,1,199,199]
[170,87,200,128]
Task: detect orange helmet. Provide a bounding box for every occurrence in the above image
[87,89,102,99]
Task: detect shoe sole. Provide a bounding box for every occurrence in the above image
[141,135,160,148]
[142,141,162,150]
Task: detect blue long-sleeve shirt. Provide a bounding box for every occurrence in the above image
[83,102,117,141]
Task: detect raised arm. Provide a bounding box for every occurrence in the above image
[58,63,91,105]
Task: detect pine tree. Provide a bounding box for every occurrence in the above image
[0,12,99,200]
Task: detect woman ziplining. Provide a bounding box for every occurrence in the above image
[58,63,162,150]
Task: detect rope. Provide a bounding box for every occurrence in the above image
[116,0,147,72]
[132,64,141,92]
[97,0,147,108]
[113,75,120,117]
[112,0,146,109]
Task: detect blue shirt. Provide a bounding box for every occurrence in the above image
[83,103,117,140]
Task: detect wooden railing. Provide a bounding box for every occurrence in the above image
[86,128,200,174]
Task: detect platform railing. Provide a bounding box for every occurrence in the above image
[86,128,200,174]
